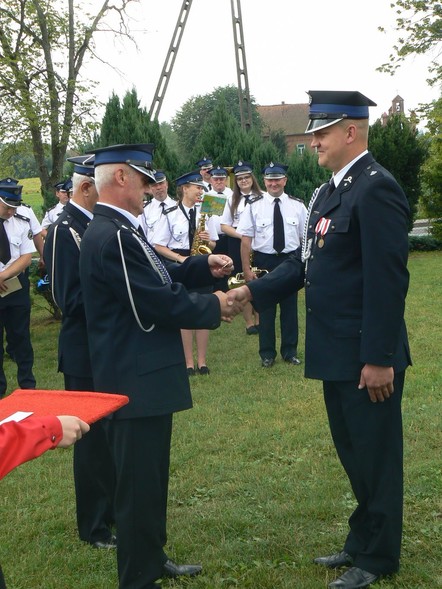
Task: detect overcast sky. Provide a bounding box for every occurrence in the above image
[87,0,439,127]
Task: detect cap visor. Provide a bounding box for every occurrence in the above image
[305,118,343,133]
[0,197,20,208]
[129,164,156,183]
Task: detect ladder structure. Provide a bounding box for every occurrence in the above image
[230,0,252,131]
[149,0,252,131]
[148,0,194,121]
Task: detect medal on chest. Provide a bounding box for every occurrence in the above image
[315,217,331,248]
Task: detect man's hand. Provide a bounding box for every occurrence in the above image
[208,254,234,278]
[226,285,252,308]
[56,416,90,448]
[213,290,244,322]
[359,364,394,403]
[0,273,9,293]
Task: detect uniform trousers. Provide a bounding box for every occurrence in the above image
[253,251,298,361]
[0,564,6,589]
[323,371,405,575]
[64,374,115,544]
[0,301,35,396]
[103,414,173,589]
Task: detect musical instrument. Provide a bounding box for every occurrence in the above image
[190,212,212,255]
[227,267,268,289]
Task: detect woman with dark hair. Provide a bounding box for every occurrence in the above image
[220,162,262,335]
[153,171,219,375]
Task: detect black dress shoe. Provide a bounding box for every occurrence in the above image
[261,358,275,368]
[328,567,379,588]
[187,367,196,376]
[245,325,259,335]
[284,356,301,365]
[91,535,117,549]
[314,551,353,568]
[198,365,210,375]
[163,559,202,578]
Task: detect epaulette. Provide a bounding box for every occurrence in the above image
[363,163,386,180]
[143,200,152,208]
[20,202,32,209]
[288,194,304,204]
[47,203,58,212]
[14,212,31,223]
[164,205,178,214]
[248,195,263,205]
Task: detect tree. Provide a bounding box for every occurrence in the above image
[172,85,262,158]
[369,114,428,229]
[286,149,329,204]
[420,96,442,238]
[0,0,137,208]
[95,89,181,188]
[191,99,241,167]
[378,0,442,88]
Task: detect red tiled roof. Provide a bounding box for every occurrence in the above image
[257,103,309,135]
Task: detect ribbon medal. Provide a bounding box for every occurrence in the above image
[315,217,331,248]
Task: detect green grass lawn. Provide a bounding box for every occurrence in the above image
[0,252,441,589]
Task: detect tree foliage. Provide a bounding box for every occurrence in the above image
[378,0,442,88]
[95,89,181,187]
[369,114,428,229]
[0,0,137,207]
[286,149,329,204]
[420,96,442,237]
[171,85,262,158]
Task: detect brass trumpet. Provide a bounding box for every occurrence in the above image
[227,267,268,289]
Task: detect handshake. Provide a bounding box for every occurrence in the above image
[213,286,252,322]
[208,254,253,322]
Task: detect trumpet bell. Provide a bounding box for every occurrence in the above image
[227,268,268,289]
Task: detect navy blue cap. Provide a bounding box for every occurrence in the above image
[53,180,64,190]
[175,171,204,187]
[153,170,167,183]
[233,161,253,176]
[67,155,95,177]
[0,177,19,186]
[262,162,288,179]
[209,166,228,178]
[306,90,377,133]
[60,179,73,192]
[88,143,156,182]
[0,183,23,207]
[196,157,213,169]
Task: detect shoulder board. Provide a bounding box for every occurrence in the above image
[47,203,58,212]
[20,202,31,209]
[363,163,386,180]
[164,205,178,214]
[14,212,31,223]
[288,194,304,203]
[248,195,263,205]
[143,200,152,208]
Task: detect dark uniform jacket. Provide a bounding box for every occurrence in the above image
[250,152,411,381]
[44,201,92,378]
[79,204,220,419]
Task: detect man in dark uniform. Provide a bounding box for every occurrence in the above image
[43,155,116,549]
[228,91,411,589]
[0,182,36,398]
[78,144,239,589]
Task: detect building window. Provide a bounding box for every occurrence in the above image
[297,143,305,155]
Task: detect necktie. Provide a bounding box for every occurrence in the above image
[0,219,11,265]
[160,202,166,213]
[325,178,335,199]
[273,198,285,254]
[135,225,172,284]
[188,208,196,247]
